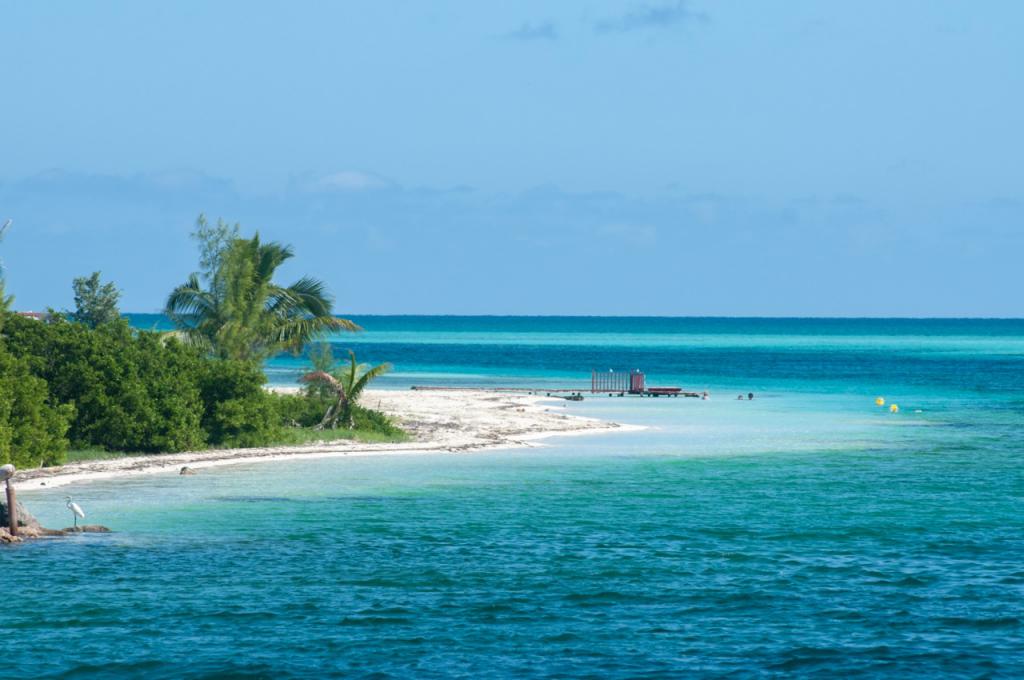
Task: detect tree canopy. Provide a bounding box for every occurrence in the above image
[192,213,239,283]
[165,226,358,362]
[69,271,121,328]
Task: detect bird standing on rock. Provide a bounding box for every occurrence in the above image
[65,496,85,528]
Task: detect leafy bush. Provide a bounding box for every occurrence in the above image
[0,313,401,462]
[3,315,206,452]
[197,359,280,448]
[349,404,404,437]
[272,390,404,437]
[274,392,327,428]
[0,346,73,467]
[2,314,276,455]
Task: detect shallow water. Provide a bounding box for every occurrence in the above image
[8,317,1024,678]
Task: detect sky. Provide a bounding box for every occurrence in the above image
[1,1,1022,316]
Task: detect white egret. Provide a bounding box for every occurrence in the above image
[65,496,85,528]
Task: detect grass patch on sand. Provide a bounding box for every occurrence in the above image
[60,426,409,464]
[271,426,410,447]
[64,448,136,463]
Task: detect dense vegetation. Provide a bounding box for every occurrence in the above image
[0,338,73,467]
[0,215,403,468]
[2,314,278,454]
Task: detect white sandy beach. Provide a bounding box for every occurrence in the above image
[16,389,638,491]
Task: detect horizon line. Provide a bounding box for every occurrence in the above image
[114,311,1024,322]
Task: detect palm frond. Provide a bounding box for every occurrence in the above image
[273,315,350,355]
[350,362,393,401]
[300,370,343,394]
[163,327,214,352]
[165,274,215,320]
[256,240,294,283]
[283,276,332,314]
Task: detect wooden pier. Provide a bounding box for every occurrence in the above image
[590,369,697,397]
[411,369,702,398]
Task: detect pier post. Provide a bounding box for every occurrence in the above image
[1,464,15,536]
[6,481,16,536]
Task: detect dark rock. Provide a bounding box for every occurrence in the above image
[60,525,111,534]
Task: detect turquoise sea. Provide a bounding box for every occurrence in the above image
[7,317,1024,678]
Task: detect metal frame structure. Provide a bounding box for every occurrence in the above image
[591,369,645,394]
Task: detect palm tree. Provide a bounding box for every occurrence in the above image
[0,283,9,316]
[0,219,12,315]
[165,233,358,362]
[301,350,392,429]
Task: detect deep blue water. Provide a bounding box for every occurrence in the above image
[6,316,1024,678]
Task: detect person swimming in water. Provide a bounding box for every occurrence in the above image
[748,392,754,400]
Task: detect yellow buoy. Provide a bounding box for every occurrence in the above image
[889,404,899,413]
[875,397,885,406]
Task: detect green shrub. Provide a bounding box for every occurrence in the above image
[1,314,279,455]
[274,392,328,428]
[272,390,404,437]
[198,359,280,448]
[0,314,401,459]
[349,404,404,436]
[0,347,72,467]
[2,315,206,452]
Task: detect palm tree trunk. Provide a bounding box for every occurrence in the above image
[316,394,350,430]
[339,396,352,429]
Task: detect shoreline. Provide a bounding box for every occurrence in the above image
[17,389,641,492]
